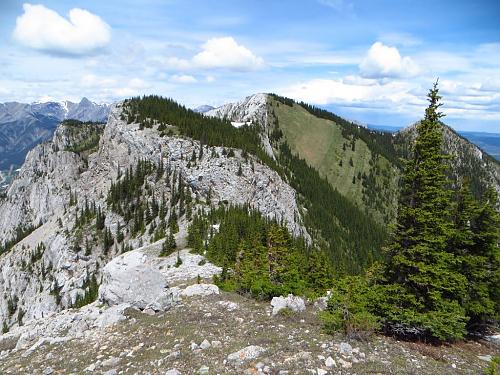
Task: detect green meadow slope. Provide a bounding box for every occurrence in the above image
[267,97,399,224]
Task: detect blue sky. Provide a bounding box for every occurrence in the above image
[1,0,500,132]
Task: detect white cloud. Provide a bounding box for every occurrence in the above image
[80,74,116,88]
[205,75,216,83]
[193,37,264,70]
[282,74,500,124]
[282,77,424,114]
[78,74,152,99]
[166,37,264,72]
[359,42,419,79]
[165,57,192,70]
[13,3,111,56]
[128,78,150,89]
[170,74,197,84]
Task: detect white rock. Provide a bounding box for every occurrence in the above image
[338,358,352,369]
[339,342,352,356]
[218,301,238,311]
[227,345,266,364]
[316,369,327,375]
[200,339,211,350]
[325,356,336,367]
[211,340,222,347]
[165,369,182,375]
[84,363,96,372]
[102,356,120,367]
[478,355,492,362]
[198,365,209,374]
[486,334,500,347]
[99,250,176,311]
[271,294,306,316]
[181,284,219,297]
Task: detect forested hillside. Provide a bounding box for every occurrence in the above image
[123,95,387,274]
[267,94,399,225]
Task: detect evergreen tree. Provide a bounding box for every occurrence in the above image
[458,186,500,331]
[233,238,273,298]
[160,232,176,257]
[380,82,467,341]
[267,225,304,294]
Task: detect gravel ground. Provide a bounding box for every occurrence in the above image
[0,287,497,375]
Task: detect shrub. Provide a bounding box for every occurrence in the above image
[321,276,380,339]
[485,356,500,375]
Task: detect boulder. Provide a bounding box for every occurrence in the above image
[227,345,266,364]
[270,294,306,316]
[98,250,176,311]
[181,284,219,297]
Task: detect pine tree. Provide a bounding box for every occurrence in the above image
[466,187,500,330]
[160,232,176,257]
[267,225,304,295]
[233,238,273,298]
[380,82,467,341]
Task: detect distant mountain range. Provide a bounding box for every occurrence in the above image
[368,124,500,160]
[0,98,110,170]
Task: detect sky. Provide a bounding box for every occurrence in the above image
[1,0,500,132]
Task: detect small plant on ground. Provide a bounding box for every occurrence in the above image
[485,356,500,375]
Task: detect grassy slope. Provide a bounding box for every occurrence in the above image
[269,98,399,224]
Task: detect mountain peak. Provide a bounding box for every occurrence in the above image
[79,97,92,106]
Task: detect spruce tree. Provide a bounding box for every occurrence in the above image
[465,187,500,330]
[380,82,467,341]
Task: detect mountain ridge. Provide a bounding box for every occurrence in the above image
[0,98,110,170]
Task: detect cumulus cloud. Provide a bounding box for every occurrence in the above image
[13,3,111,56]
[359,42,419,79]
[193,37,264,70]
[165,37,264,72]
[170,74,197,84]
